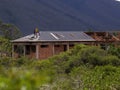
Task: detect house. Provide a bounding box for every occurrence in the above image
[12,31,95,59]
[12,31,120,60]
[85,32,120,49]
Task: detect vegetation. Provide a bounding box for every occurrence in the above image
[0,37,12,56]
[0,20,21,57]
[0,44,120,90]
[0,20,21,40]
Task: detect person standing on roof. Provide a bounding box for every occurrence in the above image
[34,27,40,38]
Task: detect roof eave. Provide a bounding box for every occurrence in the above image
[12,40,95,43]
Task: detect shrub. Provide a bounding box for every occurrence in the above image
[0,44,120,89]
[102,55,120,66]
[108,46,120,58]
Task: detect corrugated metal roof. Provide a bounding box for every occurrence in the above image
[12,31,95,42]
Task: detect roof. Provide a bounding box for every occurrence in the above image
[12,31,95,43]
[85,32,120,42]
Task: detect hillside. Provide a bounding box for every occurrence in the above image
[0,0,120,34]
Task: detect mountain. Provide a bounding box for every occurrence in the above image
[0,0,120,34]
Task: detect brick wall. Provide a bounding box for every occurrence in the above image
[39,44,68,59]
[39,44,53,60]
[54,45,65,55]
[26,52,36,59]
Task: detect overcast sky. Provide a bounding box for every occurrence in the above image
[116,0,120,1]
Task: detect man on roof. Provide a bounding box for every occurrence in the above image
[34,27,40,38]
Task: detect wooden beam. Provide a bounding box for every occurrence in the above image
[52,43,55,55]
[12,45,14,58]
[23,45,26,57]
[67,43,69,51]
[36,44,39,59]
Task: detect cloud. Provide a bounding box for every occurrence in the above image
[115,0,120,1]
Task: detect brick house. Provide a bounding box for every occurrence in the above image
[85,32,120,49]
[12,31,95,59]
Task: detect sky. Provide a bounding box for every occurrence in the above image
[116,0,120,1]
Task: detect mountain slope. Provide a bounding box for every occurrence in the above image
[0,0,120,34]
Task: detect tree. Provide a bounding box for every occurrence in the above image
[0,21,21,40]
[0,20,22,57]
[0,37,12,57]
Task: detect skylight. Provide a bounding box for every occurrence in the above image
[50,33,59,40]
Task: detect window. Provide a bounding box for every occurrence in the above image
[31,45,36,52]
[64,45,67,51]
[100,44,106,50]
[26,45,30,55]
[55,45,60,47]
[69,44,74,47]
[41,45,48,48]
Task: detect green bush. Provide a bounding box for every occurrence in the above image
[108,45,120,58]
[69,66,120,90]
[102,55,120,66]
[0,44,120,89]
